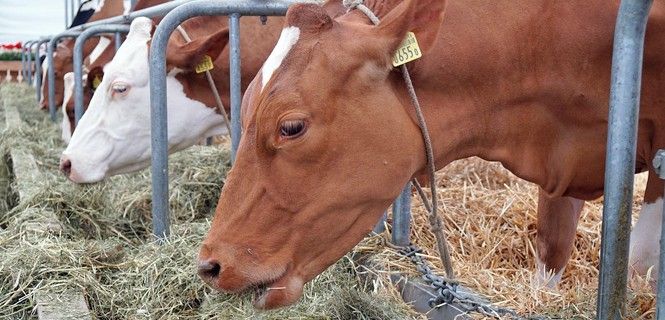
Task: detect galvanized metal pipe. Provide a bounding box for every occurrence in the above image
[229,13,242,161]
[392,183,412,246]
[373,212,387,234]
[20,41,29,82]
[655,152,665,319]
[64,0,192,33]
[65,0,70,27]
[47,31,81,121]
[114,32,123,51]
[27,41,39,85]
[34,38,50,100]
[596,0,653,318]
[73,25,130,124]
[149,0,298,239]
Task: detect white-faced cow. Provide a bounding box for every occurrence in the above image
[60,14,284,183]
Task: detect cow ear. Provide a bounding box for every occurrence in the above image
[374,0,446,60]
[166,28,229,71]
[86,66,104,91]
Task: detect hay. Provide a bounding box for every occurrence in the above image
[357,159,655,319]
[0,82,656,319]
[0,83,419,319]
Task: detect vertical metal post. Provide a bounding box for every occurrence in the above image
[392,183,412,246]
[47,38,58,121]
[65,0,70,27]
[35,39,49,99]
[20,42,27,82]
[149,0,296,240]
[373,212,387,234]
[47,32,79,121]
[597,0,653,318]
[655,151,665,319]
[229,13,242,162]
[27,41,37,85]
[114,32,122,51]
[74,26,130,124]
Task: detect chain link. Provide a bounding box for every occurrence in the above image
[398,245,525,319]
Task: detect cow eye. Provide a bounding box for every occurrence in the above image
[111,82,129,95]
[279,119,306,138]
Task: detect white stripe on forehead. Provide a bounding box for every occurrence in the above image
[88,37,111,65]
[261,26,300,91]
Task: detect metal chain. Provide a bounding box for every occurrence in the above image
[343,2,534,318]
[399,245,525,319]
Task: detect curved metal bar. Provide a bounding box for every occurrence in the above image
[34,38,50,101]
[73,24,130,125]
[597,0,653,318]
[149,0,297,239]
[21,41,34,83]
[27,41,39,85]
[47,31,81,121]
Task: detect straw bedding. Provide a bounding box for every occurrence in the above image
[0,83,656,319]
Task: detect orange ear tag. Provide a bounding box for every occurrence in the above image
[392,32,423,67]
[195,55,214,74]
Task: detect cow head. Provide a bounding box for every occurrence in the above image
[60,17,228,183]
[198,0,446,309]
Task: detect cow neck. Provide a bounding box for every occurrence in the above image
[175,26,232,134]
[344,0,455,279]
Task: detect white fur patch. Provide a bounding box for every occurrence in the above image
[88,37,111,65]
[629,197,663,279]
[261,26,300,90]
[61,72,75,144]
[79,0,96,11]
[95,0,106,12]
[129,17,153,40]
[534,257,565,288]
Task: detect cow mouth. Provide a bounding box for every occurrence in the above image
[250,271,288,308]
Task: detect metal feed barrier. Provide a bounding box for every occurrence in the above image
[24,0,660,318]
[72,24,130,124]
[148,0,304,238]
[44,0,197,121]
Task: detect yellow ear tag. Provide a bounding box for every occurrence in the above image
[195,55,214,74]
[392,32,422,67]
[92,74,102,89]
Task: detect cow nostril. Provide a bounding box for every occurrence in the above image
[198,260,221,280]
[60,158,71,176]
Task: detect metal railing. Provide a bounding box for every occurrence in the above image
[598,0,654,318]
[45,0,196,121]
[26,0,661,318]
[72,24,130,124]
[148,0,301,238]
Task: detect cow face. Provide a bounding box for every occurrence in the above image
[198,0,446,309]
[60,17,228,183]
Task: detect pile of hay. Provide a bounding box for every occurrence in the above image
[1,83,656,319]
[356,158,656,318]
[0,83,419,319]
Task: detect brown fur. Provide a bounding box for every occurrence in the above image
[200,0,665,309]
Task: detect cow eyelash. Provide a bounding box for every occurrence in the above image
[279,119,306,138]
[111,82,129,95]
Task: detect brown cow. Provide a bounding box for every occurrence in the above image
[39,0,125,110]
[198,0,665,309]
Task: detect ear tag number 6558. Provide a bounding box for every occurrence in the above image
[392,32,422,67]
